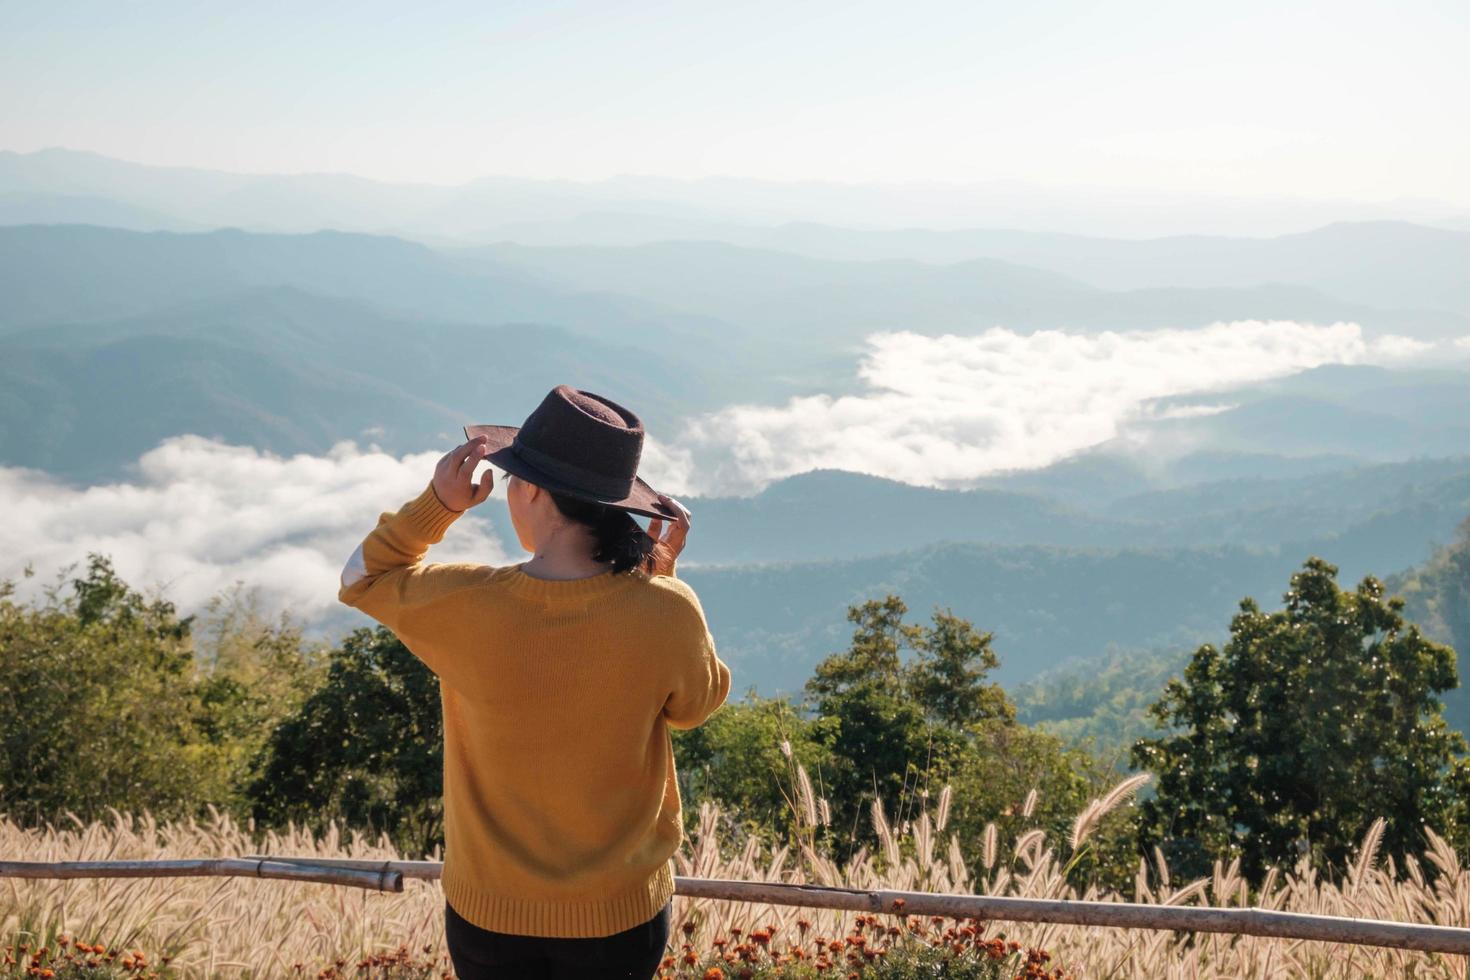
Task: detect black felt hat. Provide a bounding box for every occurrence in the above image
[465,385,682,522]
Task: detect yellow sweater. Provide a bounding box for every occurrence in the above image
[337,482,732,938]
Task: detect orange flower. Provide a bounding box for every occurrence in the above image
[702,969,725,980]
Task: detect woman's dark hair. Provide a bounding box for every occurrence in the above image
[546,487,670,575]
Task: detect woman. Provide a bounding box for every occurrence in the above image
[338,384,732,980]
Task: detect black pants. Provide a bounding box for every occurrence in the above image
[444,898,671,980]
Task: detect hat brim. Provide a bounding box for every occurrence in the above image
[464,424,682,522]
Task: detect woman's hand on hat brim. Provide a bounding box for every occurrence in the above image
[646,493,690,574]
[433,435,495,513]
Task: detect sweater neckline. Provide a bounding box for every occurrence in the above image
[501,562,645,600]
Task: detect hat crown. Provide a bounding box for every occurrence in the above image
[512,385,644,499]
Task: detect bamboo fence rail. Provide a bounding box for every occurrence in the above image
[5,856,1470,956]
[0,857,401,891]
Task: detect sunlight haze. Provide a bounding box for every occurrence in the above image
[4,0,1468,206]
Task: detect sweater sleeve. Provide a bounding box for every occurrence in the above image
[337,482,483,663]
[662,582,732,730]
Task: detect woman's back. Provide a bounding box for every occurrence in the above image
[431,563,727,936]
[339,486,729,938]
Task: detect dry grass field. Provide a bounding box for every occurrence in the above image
[5,774,1470,979]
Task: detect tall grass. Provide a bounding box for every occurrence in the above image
[5,778,1470,979]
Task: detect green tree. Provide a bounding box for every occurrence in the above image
[0,555,231,822]
[803,597,962,859]
[672,692,835,833]
[192,582,323,808]
[905,608,1015,730]
[250,625,445,855]
[1132,556,1470,882]
[801,595,1099,871]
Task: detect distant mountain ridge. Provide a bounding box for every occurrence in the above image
[459,239,1470,339]
[3,146,1467,238]
[0,281,736,482]
[490,216,1470,319]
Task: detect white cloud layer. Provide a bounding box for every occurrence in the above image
[3,319,1466,632]
[669,320,1464,495]
[0,437,513,630]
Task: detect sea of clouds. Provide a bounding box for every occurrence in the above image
[675,319,1452,491]
[3,320,1465,632]
[0,438,513,629]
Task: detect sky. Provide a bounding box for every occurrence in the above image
[4,0,1469,204]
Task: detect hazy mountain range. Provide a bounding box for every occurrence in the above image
[4,148,1470,705]
[4,147,1469,239]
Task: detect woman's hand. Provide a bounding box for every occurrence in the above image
[646,493,691,575]
[433,434,495,513]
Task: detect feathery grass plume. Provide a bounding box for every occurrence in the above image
[1406,852,1426,889]
[1070,773,1149,850]
[1014,828,1047,868]
[764,842,791,881]
[1021,787,1039,819]
[1259,865,1281,910]
[1425,825,1460,877]
[1211,855,1242,907]
[1098,772,1150,814]
[1350,816,1387,889]
[779,739,793,759]
[1162,877,1211,906]
[1068,799,1103,850]
[1153,844,1170,889]
[982,821,999,870]
[914,810,936,874]
[796,763,818,829]
[799,842,841,887]
[817,797,832,827]
[935,784,953,832]
[946,833,970,890]
[871,796,900,868]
